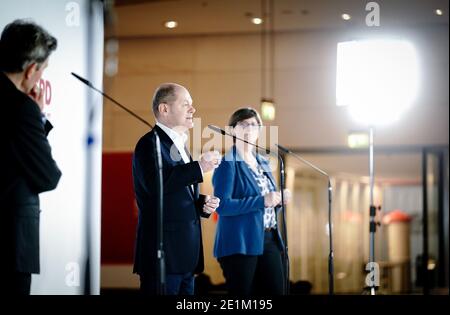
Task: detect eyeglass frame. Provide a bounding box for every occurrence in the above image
[236,121,262,130]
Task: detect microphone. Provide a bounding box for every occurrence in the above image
[71,72,92,87]
[274,143,291,154]
[275,143,335,295]
[207,124,226,136]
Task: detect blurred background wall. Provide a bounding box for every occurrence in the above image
[100,0,449,294]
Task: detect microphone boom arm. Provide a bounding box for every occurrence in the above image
[71,72,153,128]
[276,143,335,295]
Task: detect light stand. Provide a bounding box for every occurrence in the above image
[336,39,419,295]
[367,126,381,295]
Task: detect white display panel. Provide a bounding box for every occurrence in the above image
[0,0,103,294]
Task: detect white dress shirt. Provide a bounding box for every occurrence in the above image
[156,121,190,164]
[156,121,202,194]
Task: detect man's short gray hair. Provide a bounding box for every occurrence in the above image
[0,19,57,73]
[152,83,180,117]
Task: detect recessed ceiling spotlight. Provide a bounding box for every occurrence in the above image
[341,13,351,21]
[164,21,178,29]
[252,17,263,25]
[435,9,443,16]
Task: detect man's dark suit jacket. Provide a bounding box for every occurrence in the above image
[132,125,210,278]
[0,72,62,274]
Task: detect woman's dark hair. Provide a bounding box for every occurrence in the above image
[0,19,57,73]
[228,107,262,128]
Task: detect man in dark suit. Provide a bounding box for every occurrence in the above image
[133,83,221,295]
[0,20,61,295]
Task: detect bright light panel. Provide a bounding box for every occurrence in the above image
[336,39,419,125]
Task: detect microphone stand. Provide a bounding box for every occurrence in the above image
[207,125,290,295]
[71,72,166,295]
[154,132,166,295]
[275,144,334,295]
[278,155,290,295]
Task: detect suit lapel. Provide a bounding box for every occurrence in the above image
[155,125,196,200]
[234,147,260,193]
[256,154,277,190]
[185,146,198,199]
[234,147,277,192]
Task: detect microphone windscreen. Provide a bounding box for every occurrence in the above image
[71,72,91,87]
[275,144,290,153]
[208,124,226,135]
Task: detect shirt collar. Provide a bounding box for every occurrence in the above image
[156,121,188,145]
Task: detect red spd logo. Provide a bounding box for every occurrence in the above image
[39,78,52,106]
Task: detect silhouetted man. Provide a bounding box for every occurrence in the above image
[0,19,61,295]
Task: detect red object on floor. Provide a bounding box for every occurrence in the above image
[101,152,137,264]
[382,209,412,225]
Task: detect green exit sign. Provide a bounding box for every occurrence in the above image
[348,131,369,148]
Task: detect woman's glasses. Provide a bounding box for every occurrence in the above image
[237,121,262,130]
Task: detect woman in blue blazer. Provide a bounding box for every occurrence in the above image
[212,108,291,295]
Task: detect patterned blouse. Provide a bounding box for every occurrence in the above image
[249,162,277,229]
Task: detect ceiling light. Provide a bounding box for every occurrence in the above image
[164,21,178,29]
[341,13,351,21]
[261,99,275,121]
[435,9,443,16]
[252,17,263,25]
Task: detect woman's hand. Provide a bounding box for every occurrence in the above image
[281,189,292,205]
[264,191,281,208]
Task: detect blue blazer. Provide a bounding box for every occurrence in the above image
[212,146,283,258]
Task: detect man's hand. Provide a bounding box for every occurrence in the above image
[199,150,222,173]
[28,84,44,112]
[203,195,220,215]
